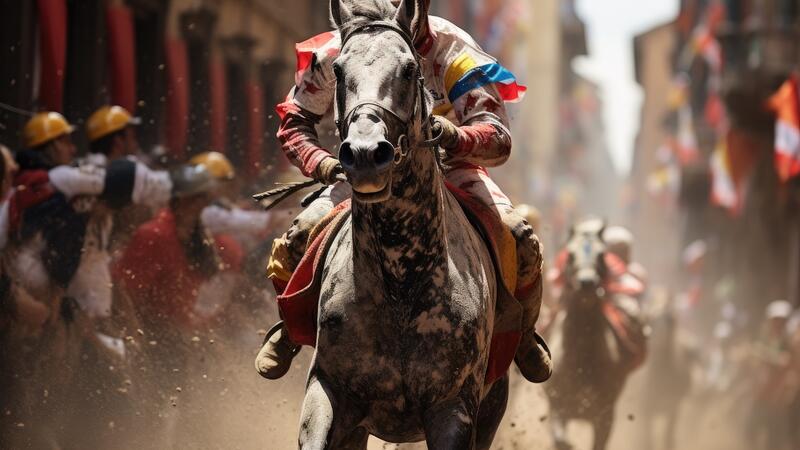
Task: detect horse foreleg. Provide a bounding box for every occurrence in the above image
[299,373,365,450]
[475,375,509,450]
[423,395,479,450]
[591,411,614,450]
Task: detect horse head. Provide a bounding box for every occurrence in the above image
[330,0,435,203]
[562,217,608,309]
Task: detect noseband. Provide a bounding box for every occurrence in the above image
[335,20,441,165]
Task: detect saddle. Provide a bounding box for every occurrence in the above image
[273,184,524,385]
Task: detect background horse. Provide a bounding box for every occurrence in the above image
[545,218,631,450]
[297,1,509,448]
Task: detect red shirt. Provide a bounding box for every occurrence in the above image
[113,208,241,328]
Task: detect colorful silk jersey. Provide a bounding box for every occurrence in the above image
[276,16,526,177]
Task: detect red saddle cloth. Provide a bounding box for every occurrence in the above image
[274,184,524,386]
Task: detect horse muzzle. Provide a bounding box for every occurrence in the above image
[572,269,601,293]
[339,116,395,203]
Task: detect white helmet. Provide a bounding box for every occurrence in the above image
[766,300,793,320]
[603,226,634,264]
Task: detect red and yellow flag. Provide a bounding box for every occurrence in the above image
[767,74,800,182]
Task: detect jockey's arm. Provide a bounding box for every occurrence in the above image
[445,83,513,168]
[276,34,338,178]
[276,100,332,178]
[434,27,516,168]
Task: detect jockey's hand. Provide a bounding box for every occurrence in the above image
[313,156,345,185]
[432,115,461,151]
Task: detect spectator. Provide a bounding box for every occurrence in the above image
[114,164,241,336]
[747,300,795,450]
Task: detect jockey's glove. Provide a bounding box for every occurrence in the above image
[314,156,345,185]
[432,115,461,151]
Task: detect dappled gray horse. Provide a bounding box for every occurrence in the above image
[545,219,629,450]
[297,0,508,448]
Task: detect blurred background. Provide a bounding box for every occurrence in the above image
[1,0,799,449]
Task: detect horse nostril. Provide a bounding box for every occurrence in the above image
[579,278,596,291]
[374,141,394,167]
[339,143,355,168]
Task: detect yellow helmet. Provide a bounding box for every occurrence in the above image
[22,112,75,148]
[189,151,235,180]
[86,105,141,142]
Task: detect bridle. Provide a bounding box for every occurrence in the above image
[334,20,441,166]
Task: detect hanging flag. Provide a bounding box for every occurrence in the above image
[687,1,725,74]
[710,129,759,215]
[709,136,740,214]
[692,27,723,73]
[673,106,700,166]
[767,74,800,182]
[704,91,726,131]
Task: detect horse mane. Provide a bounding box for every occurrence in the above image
[333,0,397,35]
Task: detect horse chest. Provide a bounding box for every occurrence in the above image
[316,227,491,408]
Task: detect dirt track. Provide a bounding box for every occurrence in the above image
[23,297,746,450]
[160,303,747,450]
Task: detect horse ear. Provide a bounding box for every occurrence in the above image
[394,0,425,36]
[330,0,353,28]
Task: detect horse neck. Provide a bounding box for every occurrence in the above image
[351,145,447,291]
[563,293,608,343]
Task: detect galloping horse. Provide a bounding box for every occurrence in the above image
[297,1,509,448]
[545,218,632,450]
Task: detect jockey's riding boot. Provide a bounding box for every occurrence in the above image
[515,330,553,383]
[255,321,300,380]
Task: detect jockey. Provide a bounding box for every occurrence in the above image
[256,0,552,384]
[601,226,647,335]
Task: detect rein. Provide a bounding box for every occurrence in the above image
[335,20,442,166]
[253,19,444,209]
